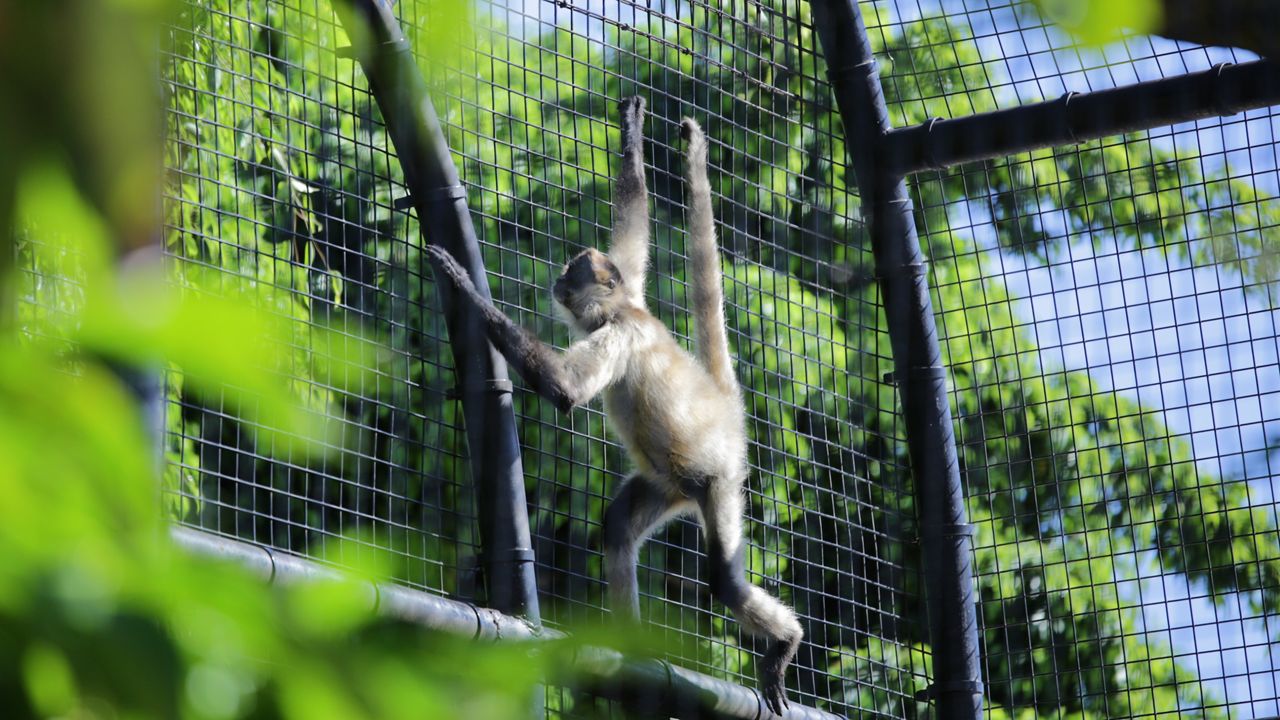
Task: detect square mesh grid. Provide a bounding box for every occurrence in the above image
[163,0,481,599]
[140,0,1280,717]
[426,0,920,714]
[159,0,921,716]
[876,1,1280,717]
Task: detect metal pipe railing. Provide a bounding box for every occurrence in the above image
[810,2,984,718]
[171,527,842,720]
[884,59,1280,175]
[328,0,540,627]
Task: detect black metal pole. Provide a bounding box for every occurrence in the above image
[329,0,540,627]
[810,1,983,718]
[884,59,1280,174]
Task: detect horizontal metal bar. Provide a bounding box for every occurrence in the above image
[171,527,842,720]
[885,59,1280,174]
[172,527,541,640]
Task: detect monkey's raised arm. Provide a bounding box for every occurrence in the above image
[608,96,650,307]
[680,118,737,395]
[426,245,625,414]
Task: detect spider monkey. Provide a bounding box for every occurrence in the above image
[425,96,802,715]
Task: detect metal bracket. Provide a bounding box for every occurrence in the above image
[922,116,942,169]
[1059,91,1079,144]
[1211,62,1238,116]
[426,184,469,204]
[922,523,976,538]
[915,679,984,702]
[447,379,515,399]
[395,186,466,211]
[827,57,878,80]
[481,547,536,567]
[906,365,947,378]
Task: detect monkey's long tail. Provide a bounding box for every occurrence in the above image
[681,118,737,395]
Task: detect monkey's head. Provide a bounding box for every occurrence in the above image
[552,247,625,333]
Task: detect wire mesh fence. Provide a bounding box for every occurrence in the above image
[158,0,922,715]
[163,0,483,599]
[430,0,922,714]
[53,0,1272,717]
[873,3,1280,717]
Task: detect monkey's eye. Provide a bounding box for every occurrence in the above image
[606,277,617,290]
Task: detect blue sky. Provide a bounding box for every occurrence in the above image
[905,1,1280,714]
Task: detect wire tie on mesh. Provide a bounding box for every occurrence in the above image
[1211,62,1237,116]
[262,544,280,584]
[922,116,943,170]
[447,379,514,399]
[469,603,485,641]
[336,45,356,59]
[1059,92,1079,145]
[392,194,415,211]
[914,679,983,702]
[827,57,876,80]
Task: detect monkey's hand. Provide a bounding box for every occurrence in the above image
[759,635,800,716]
[424,243,514,334]
[618,95,646,151]
[424,243,514,343]
[425,244,580,414]
[680,117,707,167]
[424,243,478,295]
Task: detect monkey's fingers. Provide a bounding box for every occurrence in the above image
[618,95,646,128]
[424,244,477,293]
[679,117,708,164]
[761,678,788,717]
[678,117,703,142]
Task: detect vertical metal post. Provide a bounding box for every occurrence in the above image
[330,0,542,629]
[809,1,983,717]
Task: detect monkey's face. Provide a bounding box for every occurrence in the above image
[552,248,623,332]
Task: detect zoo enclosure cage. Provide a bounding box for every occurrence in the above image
[55,0,1280,717]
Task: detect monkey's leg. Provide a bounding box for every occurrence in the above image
[602,472,690,621]
[696,480,803,716]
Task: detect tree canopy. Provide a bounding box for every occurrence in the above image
[7,0,1277,717]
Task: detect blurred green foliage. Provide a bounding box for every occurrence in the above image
[1031,0,1162,45]
[1,2,553,718]
[5,0,1278,718]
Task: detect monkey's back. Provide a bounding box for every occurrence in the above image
[602,311,748,486]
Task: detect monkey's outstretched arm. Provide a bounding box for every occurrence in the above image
[609,96,650,306]
[426,245,625,413]
[680,118,737,395]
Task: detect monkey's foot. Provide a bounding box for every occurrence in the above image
[759,636,800,716]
